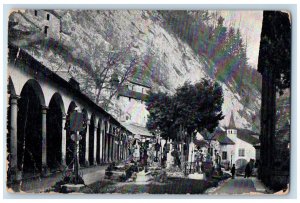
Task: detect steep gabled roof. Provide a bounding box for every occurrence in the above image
[193,139,209,148]
[215,132,235,145]
[236,129,260,145]
[201,128,235,145]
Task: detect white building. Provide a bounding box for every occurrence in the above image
[116,78,151,127]
[199,112,260,169]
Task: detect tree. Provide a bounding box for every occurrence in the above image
[82,41,139,109]
[145,92,176,140]
[258,11,291,94]
[174,79,224,136]
[145,78,224,142]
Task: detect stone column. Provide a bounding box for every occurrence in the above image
[93,124,97,165]
[99,121,103,164]
[9,95,20,181]
[101,129,105,163]
[41,106,48,175]
[61,115,67,168]
[106,122,110,163]
[106,133,109,163]
[110,135,114,162]
[104,130,107,163]
[108,135,111,163]
[124,142,127,160]
[105,122,110,163]
[121,141,123,160]
[118,134,121,160]
[117,137,119,161]
[85,119,90,166]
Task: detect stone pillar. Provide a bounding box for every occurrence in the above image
[110,135,114,162]
[85,119,90,166]
[106,133,109,163]
[106,122,110,163]
[61,115,67,168]
[125,142,127,159]
[121,140,124,160]
[104,131,107,163]
[107,135,111,163]
[99,121,103,164]
[117,137,119,161]
[41,106,48,175]
[101,129,105,163]
[118,135,122,160]
[9,95,20,181]
[93,124,97,165]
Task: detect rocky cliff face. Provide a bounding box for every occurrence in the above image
[8,9,261,131]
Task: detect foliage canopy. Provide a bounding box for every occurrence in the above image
[145,78,224,141]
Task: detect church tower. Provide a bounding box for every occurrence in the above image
[227,111,237,142]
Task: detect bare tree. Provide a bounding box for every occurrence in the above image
[83,40,139,109]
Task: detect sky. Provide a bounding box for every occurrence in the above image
[219,11,264,68]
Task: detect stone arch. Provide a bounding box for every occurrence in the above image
[17,79,45,176]
[65,101,77,168]
[46,92,65,171]
[22,79,46,106]
[47,92,66,115]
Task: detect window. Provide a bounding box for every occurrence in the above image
[222,151,227,160]
[34,10,38,16]
[238,148,245,157]
[47,14,50,20]
[44,26,49,35]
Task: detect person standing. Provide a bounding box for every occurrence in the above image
[231,164,236,179]
[244,162,251,178]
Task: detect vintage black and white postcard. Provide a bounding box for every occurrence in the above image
[5,8,291,195]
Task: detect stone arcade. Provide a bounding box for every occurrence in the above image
[6,43,131,183]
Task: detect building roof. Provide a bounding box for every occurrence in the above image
[214,131,235,145]
[202,126,260,145]
[201,128,235,145]
[120,122,153,138]
[128,79,151,88]
[55,70,73,82]
[193,139,209,148]
[128,64,152,88]
[118,86,149,101]
[8,43,131,134]
[44,10,62,19]
[228,111,236,129]
[236,129,260,145]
